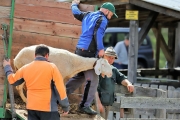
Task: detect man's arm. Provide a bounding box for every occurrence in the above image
[121,79,134,93]
[96,20,108,57]
[52,64,69,113]
[3,59,25,86]
[71,0,90,22]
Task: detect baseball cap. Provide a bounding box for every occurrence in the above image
[104,47,118,59]
[101,2,118,18]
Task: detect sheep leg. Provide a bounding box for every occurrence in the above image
[16,82,27,103]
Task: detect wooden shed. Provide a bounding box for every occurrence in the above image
[81,0,180,82]
[1,0,180,119]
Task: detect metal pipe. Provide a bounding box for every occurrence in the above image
[8,0,15,57]
[8,0,16,119]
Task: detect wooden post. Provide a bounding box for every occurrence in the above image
[152,27,161,78]
[174,22,180,68]
[128,20,139,83]
[155,89,167,118]
[167,27,175,69]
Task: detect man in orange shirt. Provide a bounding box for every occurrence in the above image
[3,44,69,120]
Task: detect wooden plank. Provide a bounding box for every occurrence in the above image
[155,87,167,118]
[82,0,129,6]
[0,6,11,18]
[167,86,175,98]
[12,31,78,52]
[114,84,131,94]
[114,85,165,97]
[14,3,81,25]
[134,85,157,97]
[13,18,81,38]
[0,0,11,7]
[130,0,180,19]
[134,109,155,118]
[15,0,95,12]
[121,97,180,109]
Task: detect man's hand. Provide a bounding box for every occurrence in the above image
[3,58,10,67]
[61,111,69,116]
[72,0,80,5]
[98,49,104,58]
[127,84,134,93]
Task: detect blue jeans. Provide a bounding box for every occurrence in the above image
[113,63,128,69]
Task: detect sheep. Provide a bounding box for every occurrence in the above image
[13,44,112,103]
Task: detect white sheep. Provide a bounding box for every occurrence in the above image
[13,44,112,103]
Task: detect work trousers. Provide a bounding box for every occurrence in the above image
[66,48,99,107]
[66,69,98,107]
[27,110,60,120]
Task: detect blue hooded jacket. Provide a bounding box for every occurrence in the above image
[71,4,108,52]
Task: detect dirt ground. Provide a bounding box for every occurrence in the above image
[5,96,103,120]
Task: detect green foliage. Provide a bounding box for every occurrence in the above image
[148,28,168,68]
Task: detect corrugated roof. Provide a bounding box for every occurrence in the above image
[142,0,180,12]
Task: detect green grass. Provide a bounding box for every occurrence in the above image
[148,28,168,68]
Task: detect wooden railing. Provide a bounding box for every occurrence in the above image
[109,84,180,120]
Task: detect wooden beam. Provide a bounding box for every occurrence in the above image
[114,85,163,97]
[12,31,77,53]
[14,3,81,25]
[0,0,11,7]
[128,20,139,83]
[120,97,180,109]
[81,0,130,6]
[130,0,180,19]
[114,84,131,94]
[16,0,95,12]
[138,12,159,46]
[152,28,173,62]
[13,18,81,38]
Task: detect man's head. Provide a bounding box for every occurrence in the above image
[35,44,49,59]
[104,46,117,65]
[124,34,129,46]
[100,2,118,20]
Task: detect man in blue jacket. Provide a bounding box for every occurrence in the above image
[66,0,118,115]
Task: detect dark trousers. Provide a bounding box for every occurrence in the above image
[27,110,60,120]
[66,48,98,107]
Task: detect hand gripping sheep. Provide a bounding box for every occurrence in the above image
[13,45,112,103]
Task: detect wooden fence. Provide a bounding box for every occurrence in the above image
[108,84,180,120]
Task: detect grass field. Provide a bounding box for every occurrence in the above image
[148,28,168,68]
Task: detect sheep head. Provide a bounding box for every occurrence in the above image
[94,58,112,77]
